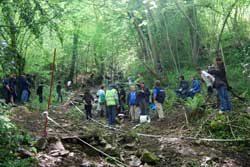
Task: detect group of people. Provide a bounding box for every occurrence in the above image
[81,80,166,126]
[2,73,67,106]
[80,57,232,126]
[176,57,232,113]
[2,57,232,125]
[2,74,32,105]
[176,75,201,99]
[36,81,64,104]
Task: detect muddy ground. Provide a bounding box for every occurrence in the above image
[9,101,250,167]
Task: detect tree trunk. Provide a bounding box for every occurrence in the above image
[187,0,201,64]
[68,33,78,82]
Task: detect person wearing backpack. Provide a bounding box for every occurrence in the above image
[96,86,106,117]
[153,80,166,121]
[127,85,137,121]
[83,89,94,120]
[105,85,119,125]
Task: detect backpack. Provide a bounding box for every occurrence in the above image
[155,87,166,103]
[99,93,106,104]
[129,91,136,105]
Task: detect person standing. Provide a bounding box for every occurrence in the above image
[136,81,150,116]
[56,81,63,103]
[211,58,232,113]
[83,89,94,120]
[96,86,106,117]
[197,68,215,98]
[105,85,118,126]
[20,75,30,103]
[37,82,43,103]
[153,80,166,121]
[2,76,11,104]
[119,86,126,113]
[8,74,17,105]
[127,85,137,121]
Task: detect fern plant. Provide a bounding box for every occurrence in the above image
[185,94,205,112]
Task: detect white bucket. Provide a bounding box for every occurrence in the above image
[140,115,151,124]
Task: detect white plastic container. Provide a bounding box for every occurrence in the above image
[139,115,151,123]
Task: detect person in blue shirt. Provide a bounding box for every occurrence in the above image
[176,75,189,99]
[153,80,166,121]
[127,85,137,121]
[188,76,201,98]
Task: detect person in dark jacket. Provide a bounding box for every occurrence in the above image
[6,74,17,105]
[176,75,189,99]
[37,82,43,103]
[209,58,232,113]
[20,75,30,103]
[2,76,11,104]
[119,86,126,113]
[56,81,63,103]
[83,89,94,120]
[136,81,150,115]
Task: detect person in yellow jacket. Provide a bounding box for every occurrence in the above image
[105,85,119,125]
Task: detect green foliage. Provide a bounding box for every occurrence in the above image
[0,114,36,166]
[65,107,84,121]
[164,89,178,112]
[185,94,205,112]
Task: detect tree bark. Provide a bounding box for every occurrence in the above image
[68,33,78,82]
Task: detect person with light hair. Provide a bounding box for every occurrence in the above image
[127,85,137,121]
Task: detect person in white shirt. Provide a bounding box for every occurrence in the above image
[96,86,106,117]
[197,68,215,98]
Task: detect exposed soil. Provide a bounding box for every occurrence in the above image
[9,95,250,167]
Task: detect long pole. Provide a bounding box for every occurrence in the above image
[43,48,57,137]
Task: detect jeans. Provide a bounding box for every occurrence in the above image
[217,86,232,111]
[21,90,29,103]
[107,106,116,125]
[85,105,92,120]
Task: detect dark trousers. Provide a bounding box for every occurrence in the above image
[85,105,92,120]
[176,90,189,99]
[38,94,43,103]
[107,106,116,125]
[139,99,148,115]
[57,92,63,103]
[207,86,213,97]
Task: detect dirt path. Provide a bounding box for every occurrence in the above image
[9,100,250,167]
